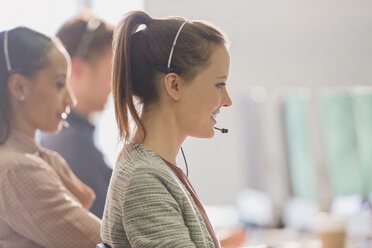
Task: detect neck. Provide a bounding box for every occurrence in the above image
[72,105,92,119]
[69,76,94,119]
[135,106,185,165]
[11,116,36,139]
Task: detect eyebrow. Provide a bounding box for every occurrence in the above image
[216,76,227,79]
[54,74,66,80]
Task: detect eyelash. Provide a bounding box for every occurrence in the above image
[216,83,226,88]
[56,82,65,90]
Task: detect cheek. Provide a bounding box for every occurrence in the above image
[99,66,111,86]
[188,92,217,113]
[94,70,111,94]
[39,91,57,107]
[23,92,58,131]
[186,97,215,122]
[32,91,59,118]
[202,93,221,111]
[105,66,112,83]
[28,90,46,112]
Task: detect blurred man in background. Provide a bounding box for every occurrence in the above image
[41,14,114,218]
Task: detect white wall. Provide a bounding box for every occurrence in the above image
[145,0,372,205]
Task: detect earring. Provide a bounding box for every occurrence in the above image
[19,95,25,101]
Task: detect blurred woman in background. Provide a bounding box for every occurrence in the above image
[0,27,101,247]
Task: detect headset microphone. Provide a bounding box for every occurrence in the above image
[62,121,70,128]
[214,127,228,133]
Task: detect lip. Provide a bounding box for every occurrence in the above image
[211,116,217,124]
[211,111,219,123]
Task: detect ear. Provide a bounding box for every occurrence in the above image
[163,73,183,101]
[70,57,86,79]
[7,73,30,100]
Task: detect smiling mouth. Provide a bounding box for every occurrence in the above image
[212,111,221,123]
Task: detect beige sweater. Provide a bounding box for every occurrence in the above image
[0,130,101,248]
[101,143,215,248]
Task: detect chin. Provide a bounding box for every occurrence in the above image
[193,130,215,139]
[206,132,215,138]
[40,124,61,134]
[95,104,106,112]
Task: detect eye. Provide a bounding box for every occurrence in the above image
[216,82,226,89]
[56,81,65,90]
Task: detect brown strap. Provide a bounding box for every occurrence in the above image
[163,159,220,248]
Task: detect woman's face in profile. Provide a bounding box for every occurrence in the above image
[176,45,232,138]
[22,47,75,133]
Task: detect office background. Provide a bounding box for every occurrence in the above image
[2,0,372,226]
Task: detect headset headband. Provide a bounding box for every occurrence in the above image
[167,20,189,70]
[3,31,12,72]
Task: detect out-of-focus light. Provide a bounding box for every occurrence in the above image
[250,86,267,103]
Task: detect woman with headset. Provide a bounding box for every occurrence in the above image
[101,10,243,247]
[0,27,101,247]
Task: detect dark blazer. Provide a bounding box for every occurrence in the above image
[40,111,112,218]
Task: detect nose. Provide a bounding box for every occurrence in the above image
[222,88,232,107]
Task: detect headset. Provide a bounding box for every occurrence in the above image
[168,21,230,177]
[213,127,228,133]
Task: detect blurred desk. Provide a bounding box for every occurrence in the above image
[244,228,367,248]
[205,204,371,247]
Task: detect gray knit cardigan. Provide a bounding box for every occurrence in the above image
[100,143,215,248]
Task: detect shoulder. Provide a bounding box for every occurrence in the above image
[0,148,61,192]
[119,145,186,203]
[116,144,176,183]
[0,147,45,171]
[40,147,72,169]
[108,144,181,201]
[0,145,69,180]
